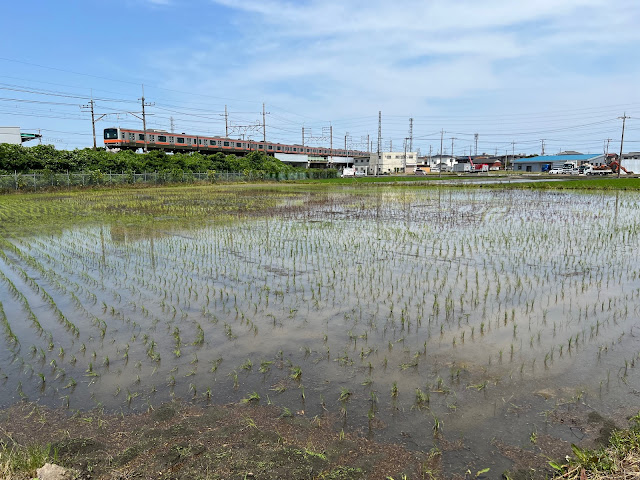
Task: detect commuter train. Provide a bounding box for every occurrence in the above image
[103,127,367,158]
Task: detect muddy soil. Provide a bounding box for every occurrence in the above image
[0,400,439,480]
[1,398,631,480]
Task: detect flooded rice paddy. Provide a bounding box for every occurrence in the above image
[1,185,640,474]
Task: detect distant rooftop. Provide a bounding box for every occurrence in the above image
[513,154,603,163]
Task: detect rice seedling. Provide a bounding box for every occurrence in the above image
[229,370,239,389]
[414,388,430,409]
[290,366,302,381]
[338,388,351,403]
[258,360,273,373]
[431,413,442,437]
[210,357,223,373]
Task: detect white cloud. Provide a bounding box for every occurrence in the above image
[145,0,640,150]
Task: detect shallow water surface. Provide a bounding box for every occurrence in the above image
[1,186,639,475]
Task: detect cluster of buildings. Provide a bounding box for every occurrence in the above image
[344,151,640,175]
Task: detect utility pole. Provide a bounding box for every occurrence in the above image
[390,140,392,152]
[137,85,154,153]
[367,134,370,153]
[403,137,409,173]
[262,103,268,142]
[510,141,516,171]
[428,145,432,169]
[302,127,305,147]
[409,118,413,152]
[170,116,175,134]
[345,132,348,150]
[81,98,107,151]
[225,105,228,137]
[541,139,545,155]
[604,138,612,166]
[87,99,97,150]
[450,137,457,168]
[330,125,333,164]
[81,93,108,150]
[377,111,382,176]
[618,113,629,178]
[439,129,444,178]
[474,133,478,157]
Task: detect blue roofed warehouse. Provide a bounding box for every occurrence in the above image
[513,154,606,173]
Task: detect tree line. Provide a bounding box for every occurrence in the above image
[0,144,298,175]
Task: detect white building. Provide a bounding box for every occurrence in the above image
[621,152,640,174]
[0,127,42,145]
[0,127,23,145]
[274,152,309,168]
[365,151,418,175]
[423,154,456,171]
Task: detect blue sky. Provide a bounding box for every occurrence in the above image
[1,0,639,156]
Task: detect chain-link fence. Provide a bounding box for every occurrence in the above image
[0,170,328,192]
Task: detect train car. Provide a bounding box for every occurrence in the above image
[104,127,367,158]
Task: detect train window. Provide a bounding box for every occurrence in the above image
[293,148,297,152]
[236,142,242,148]
[177,138,185,144]
[187,138,192,143]
[169,137,174,143]
[128,133,134,140]
[276,146,281,151]
[268,145,272,150]
[158,136,166,142]
[259,144,263,149]
[223,141,229,146]
[139,134,145,140]
[150,135,155,142]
